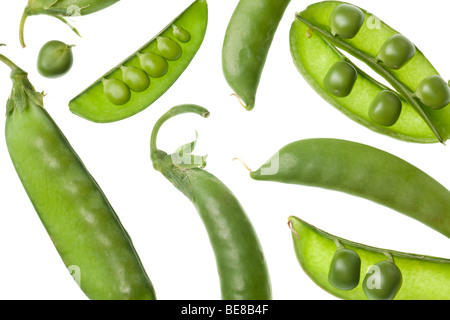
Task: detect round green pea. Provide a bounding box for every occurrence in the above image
[157,36,182,61]
[378,34,416,70]
[328,247,361,291]
[37,40,73,78]
[173,25,191,43]
[139,53,169,78]
[363,260,402,300]
[324,60,358,97]
[415,75,450,110]
[369,90,402,126]
[103,79,131,105]
[121,66,150,92]
[330,4,365,39]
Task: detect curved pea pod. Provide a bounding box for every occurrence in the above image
[290,1,450,143]
[69,0,208,123]
[248,138,450,239]
[222,0,291,111]
[1,54,156,300]
[288,217,450,300]
[150,105,271,300]
[19,0,120,47]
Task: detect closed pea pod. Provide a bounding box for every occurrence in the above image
[19,0,120,47]
[222,0,291,111]
[150,105,271,300]
[69,0,208,123]
[239,138,450,239]
[290,1,450,143]
[288,217,449,300]
[1,54,156,300]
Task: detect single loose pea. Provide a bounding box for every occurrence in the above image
[323,60,358,97]
[173,25,191,43]
[369,90,402,126]
[139,53,169,78]
[157,37,182,61]
[121,66,150,92]
[328,247,361,291]
[330,4,365,39]
[37,40,73,78]
[377,34,416,70]
[415,75,450,110]
[103,79,131,105]
[363,259,402,300]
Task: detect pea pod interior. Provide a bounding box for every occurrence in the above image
[289,216,450,300]
[69,0,208,123]
[290,1,450,143]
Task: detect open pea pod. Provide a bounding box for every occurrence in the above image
[69,0,207,123]
[290,1,450,143]
[289,216,450,300]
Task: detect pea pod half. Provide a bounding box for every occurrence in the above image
[289,216,450,300]
[290,1,450,143]
[1,54,156,300]
[19,0,120,48]
[150,104,271,300]
[242,138,450,239]
[69,0,208,123]
[222,0,291,111]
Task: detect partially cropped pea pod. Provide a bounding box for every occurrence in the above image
[19,0,120,47]
[290,1,450,143]
[69,0,208,123]
[288,217,450,300]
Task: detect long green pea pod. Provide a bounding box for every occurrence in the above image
[1,53,155,300]
[19,0,120,47]
[150,105,271,300]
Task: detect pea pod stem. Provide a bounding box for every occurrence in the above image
[295,13,444,144]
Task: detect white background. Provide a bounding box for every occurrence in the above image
[0,0,449,300]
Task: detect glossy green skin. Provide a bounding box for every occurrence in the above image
[4,66,155,300]
[363,260,402,300]
[69,0,208,123]
[121,67,150,92]
[151,105,271,300]
[416,75,450,110]
[103,79,131,105]
[328,247,361,291]
[157,37,182,61]
[222,0,291,110]
[290,1,450,143]
[323,60,357,97]
[377,34,416,70]
[369,90,402,126]
[289,216,450,300]
[251,138,450,239]
[37,40,73,78]
[329,4,364,39]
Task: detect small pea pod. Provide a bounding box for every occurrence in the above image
[290,1,450,143]
[150,105,271,300]
[243,138,450,239]
[222,0,291,110]
[19,0,120,48]
[288,217,448,300]
[1,53,155,300]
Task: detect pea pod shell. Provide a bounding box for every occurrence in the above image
[69,0,208,123]
[252,138,450,239]
[4,65,155,300]
[289,216,450,300]
[222,0,291,110]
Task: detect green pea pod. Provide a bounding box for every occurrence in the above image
[290,1,450,143]
[69,0,208,123]
[289,216,450,300]
[150,104,271,300]
[1,53,156,300]
[19,0,120,47]
[222,0,291,111]
[246,138,450,239]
